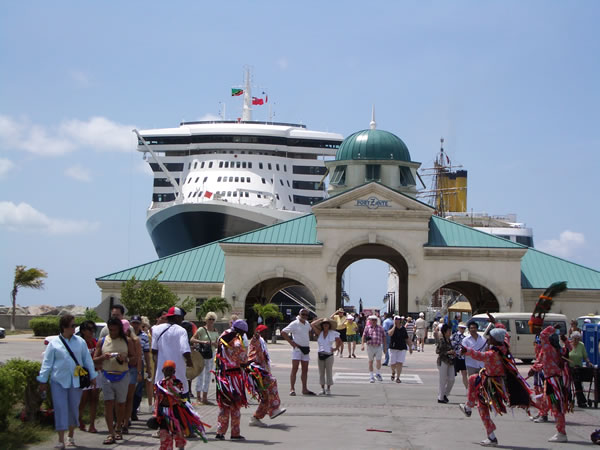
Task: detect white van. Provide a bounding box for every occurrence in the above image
[577,315,600,330]
[469,313,568,364]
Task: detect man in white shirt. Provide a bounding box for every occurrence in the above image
[151,306,193,396]
[281,308,315,396]
[461,320,487,376]
[415,312,427,352]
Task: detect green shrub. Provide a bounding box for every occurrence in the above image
[0,359,45,431]
[29,317,85,336]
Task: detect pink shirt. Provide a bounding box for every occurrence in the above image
[364,324,386,347]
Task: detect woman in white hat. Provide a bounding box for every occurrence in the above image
[311,318,342,395]
[344,315,359,358]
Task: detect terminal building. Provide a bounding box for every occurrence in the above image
[96,119,600,325]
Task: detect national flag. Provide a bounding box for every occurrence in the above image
[252,97,264,105]
[204,191,213,199]
[231,89,244,97]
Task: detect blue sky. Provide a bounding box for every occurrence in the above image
[1,2,599,310]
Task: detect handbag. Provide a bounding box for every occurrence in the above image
[59,335,91,389]
[198,327,213,359]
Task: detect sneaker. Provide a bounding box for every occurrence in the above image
[459,403,472,417]
[66,437,76,448]
[548,433,567,442]
[528,414,540,421]
[444,395,449,402]
[326,388,331,395]
[249,416,267,427]
[370,376,375,383]
[534,416,548,423]
[270,408,287,419]
[480,437,498,447]
[215,434,225,440]
[375,373,383,382]
[318,389,327,396]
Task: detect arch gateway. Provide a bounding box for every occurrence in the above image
[96,180,600,321]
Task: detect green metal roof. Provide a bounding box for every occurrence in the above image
[521,248,600,289]
[335,129,412,162]
[426,215,524,248]
[97,214,319,283]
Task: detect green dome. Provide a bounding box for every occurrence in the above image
[336,129,411,162]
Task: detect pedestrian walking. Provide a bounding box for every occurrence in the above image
[404,316,415,351]
[568,331,591,408]
[451,322,468,389]
[214,320,249,440]
[344,315,359,358]
[311,317,342,395]
[77,320,100,434]
[436,324,456,403]
[130,315,152,420]
[388,316,412,383]
[247,324,287,426]
[123,320,142,433]
[281,308,315,396]
[415,312,427,352]
[462,321,486,376]
[361,315,387,383]
[38,314,98,449]
[191,312,219,405]
[381,313,394,366]
[330,309,347,357]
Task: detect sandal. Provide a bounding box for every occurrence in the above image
[88,426,98,433]
[79,420,86,431]
[289,391,296,396]
[103,436,116,445]
[396,378,402,383]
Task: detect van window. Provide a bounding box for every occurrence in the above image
[515,320,531,334]
[516,319,566,335]
[497,319,510,331]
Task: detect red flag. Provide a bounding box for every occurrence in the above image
[204,191,213,199]
[252,97,264,105]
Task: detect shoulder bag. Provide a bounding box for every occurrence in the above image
[59,335,91,389]
[198,327,214,359]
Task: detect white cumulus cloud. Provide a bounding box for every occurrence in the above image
[0,201,99,234]
[0,115,136,156]
[538,230,585,258]
[0,158,14,177]
[65,164,92,182]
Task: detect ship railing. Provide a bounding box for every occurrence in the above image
[280,288,316,315]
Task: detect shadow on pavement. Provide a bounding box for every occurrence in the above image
[265,423,294,431]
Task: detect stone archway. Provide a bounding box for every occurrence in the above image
[243,277,316,335]
[432,281,500,315]
[336,244,409,314]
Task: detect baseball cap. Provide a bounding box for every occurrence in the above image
[166,306,184,317]
[163,360,176,370]
[394,315,402,320]
[130,315,142,323]
[256,324,268,333]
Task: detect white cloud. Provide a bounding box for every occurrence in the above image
[0,201,99,234]
[277,57,289,70]
[65,164,92,182]
[538,230,585,258]
[0,158,14,178]
[0,115,136,157]
[69,70,91,88]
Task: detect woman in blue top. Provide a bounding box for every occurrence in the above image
[38,314,97,449]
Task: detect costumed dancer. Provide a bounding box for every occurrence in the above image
[214,319,249,441]
[247,324,287,427]
[148,360,209,449]
[459,327,533,447]
[528,334,549,422]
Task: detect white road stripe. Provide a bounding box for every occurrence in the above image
[333,372,423,384]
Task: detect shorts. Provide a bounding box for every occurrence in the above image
[366,345,383,361]
[416,329,426,340]
[292,347,310,362]
[347,334,360,343]
[338,328,347,342]
[389,349,407,365]
[128,367,138,385]
[454,358,466,373]
[99,372,129,403]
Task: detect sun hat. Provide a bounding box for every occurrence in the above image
[346,315,354,321]
[121,319,130,334]
[336,308,345,314]
[255,324,268,333]
[313,318,338,332]
[368,315,378,320]
[232,319,248,333]
[490,328,507,343]
[458,322,467,328]
[394,315,402,320]
[166,306,184,317]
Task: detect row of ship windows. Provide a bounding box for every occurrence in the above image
[140,134,340,149]
[152,193,323,205]
[149,163,327,176]
[154,177,321,191]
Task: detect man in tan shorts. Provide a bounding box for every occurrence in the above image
[415,312,427,352]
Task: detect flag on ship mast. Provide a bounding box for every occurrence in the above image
[204,191,213,199]
[252,97,264,105]
[231,89,244,97]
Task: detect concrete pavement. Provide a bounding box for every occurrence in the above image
[21,340,600,449]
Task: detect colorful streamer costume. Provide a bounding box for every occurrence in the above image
[464,341,533,435]
[214,328,248,437]
[530,335,549,418]
[152,375,209,449]
[248,333,282,419]
[538,326,574,435]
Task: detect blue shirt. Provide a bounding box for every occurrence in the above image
[137,330,150,352]
[37,334,98,389]
[382,318,394,332]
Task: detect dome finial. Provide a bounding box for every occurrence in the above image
[370,105,376,130]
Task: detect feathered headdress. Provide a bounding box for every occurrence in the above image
[529,281,567,333]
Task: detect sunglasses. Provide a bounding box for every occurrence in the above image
[207,318,215,321]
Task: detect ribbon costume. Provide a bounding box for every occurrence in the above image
[214,321,249,439]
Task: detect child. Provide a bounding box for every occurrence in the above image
[151,360,209,449]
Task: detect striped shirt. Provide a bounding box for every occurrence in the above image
[405,321,415,337]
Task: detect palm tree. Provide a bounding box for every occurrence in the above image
[11,265,47,331]
[196,296,231,320]
[252,303,284,336]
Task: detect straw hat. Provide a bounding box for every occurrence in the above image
[313,318,338,332]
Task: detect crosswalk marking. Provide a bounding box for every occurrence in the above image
[332,372,423,385]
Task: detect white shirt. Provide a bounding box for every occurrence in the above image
[317,330,340,354]
[462,334,487,368]
[415,318,427,330]
[152,323,191,392]
[282,317,311,347]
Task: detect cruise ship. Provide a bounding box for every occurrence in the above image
[136,72,343,257]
